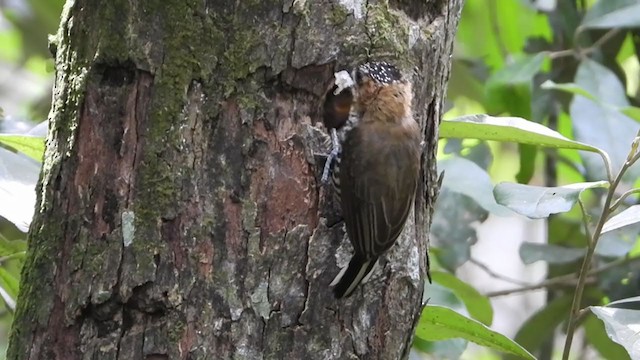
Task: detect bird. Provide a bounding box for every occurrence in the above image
[327,61,423,298]
[321,73,356,185]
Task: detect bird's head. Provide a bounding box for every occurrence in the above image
[353,61,412,122]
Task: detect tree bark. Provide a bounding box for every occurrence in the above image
[8,0,462,359]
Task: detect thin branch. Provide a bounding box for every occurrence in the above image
[589,29,620,54]
[562,147,640,360]
[578,199,593,244]
[469,257,530,286]
[597,149,614,183]
[486,255,640,297]
[610,188,640,213]
[548,49,576,60]
[486,275,583,297]
[488,0,509,61]
[547,28,621,66]
[0,251,25,265]
[628,146,640,166]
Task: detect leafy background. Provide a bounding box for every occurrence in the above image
[416,0,640,359]
[0,0,64,356]
[2,0,640,359]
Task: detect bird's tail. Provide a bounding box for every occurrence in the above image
[331,255,378,298]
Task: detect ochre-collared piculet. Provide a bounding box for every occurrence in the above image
[323,61,422,298]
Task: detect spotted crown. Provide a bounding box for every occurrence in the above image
[355,61,403,85]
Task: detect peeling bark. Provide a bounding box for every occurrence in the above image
[8,0,463,359]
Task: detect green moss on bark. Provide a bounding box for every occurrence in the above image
[365,2,411,67]
[328,4,351,25]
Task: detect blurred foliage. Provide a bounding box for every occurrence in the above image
[0,0,63,357]
[427,0,640,359]
[0,0,63,121]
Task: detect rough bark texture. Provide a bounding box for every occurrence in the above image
[8,0,462,359]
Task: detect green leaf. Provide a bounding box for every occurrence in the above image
[0,134,45,162]
[488,53,546,85]
[582,0,640,29]
[412,338,467,360]
[541,81,640,124]
[431,190,485,271]
[438,157,512,216]
[485,81,532,118]
[590,305,640,359]
[485,54,546,117]
[519,242,585,264]
[440,114,604,153]
[547,216,589,248]
[596,225,639,257]
[4,0,65,59]
[515,144,536,184]
[0,235,26,258]
[602,205,640,234]
[621,107,640,123]
[607,296,640,308]
[454,0,550,70]
[583,313,630,360]
[0,268,19,299]
[574,59,629,107]
[0,147,40,232]
[0,281,16,311]
[424,281,464,310]
[416,305,535,360]
[570,59,640,182]
[447,59,486,103]
[540,80,597,101]
[494,181,609,218]
[431,270,493,326]
[512,294,573,356]
[541,79,640,180]
[0,29,22,63]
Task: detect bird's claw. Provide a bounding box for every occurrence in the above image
[321,128,341,184]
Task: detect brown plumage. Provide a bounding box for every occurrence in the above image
[331,62,422,298]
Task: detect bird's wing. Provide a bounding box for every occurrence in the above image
[340,126,419,258]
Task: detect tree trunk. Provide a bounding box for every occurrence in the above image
[8,1,462,359]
